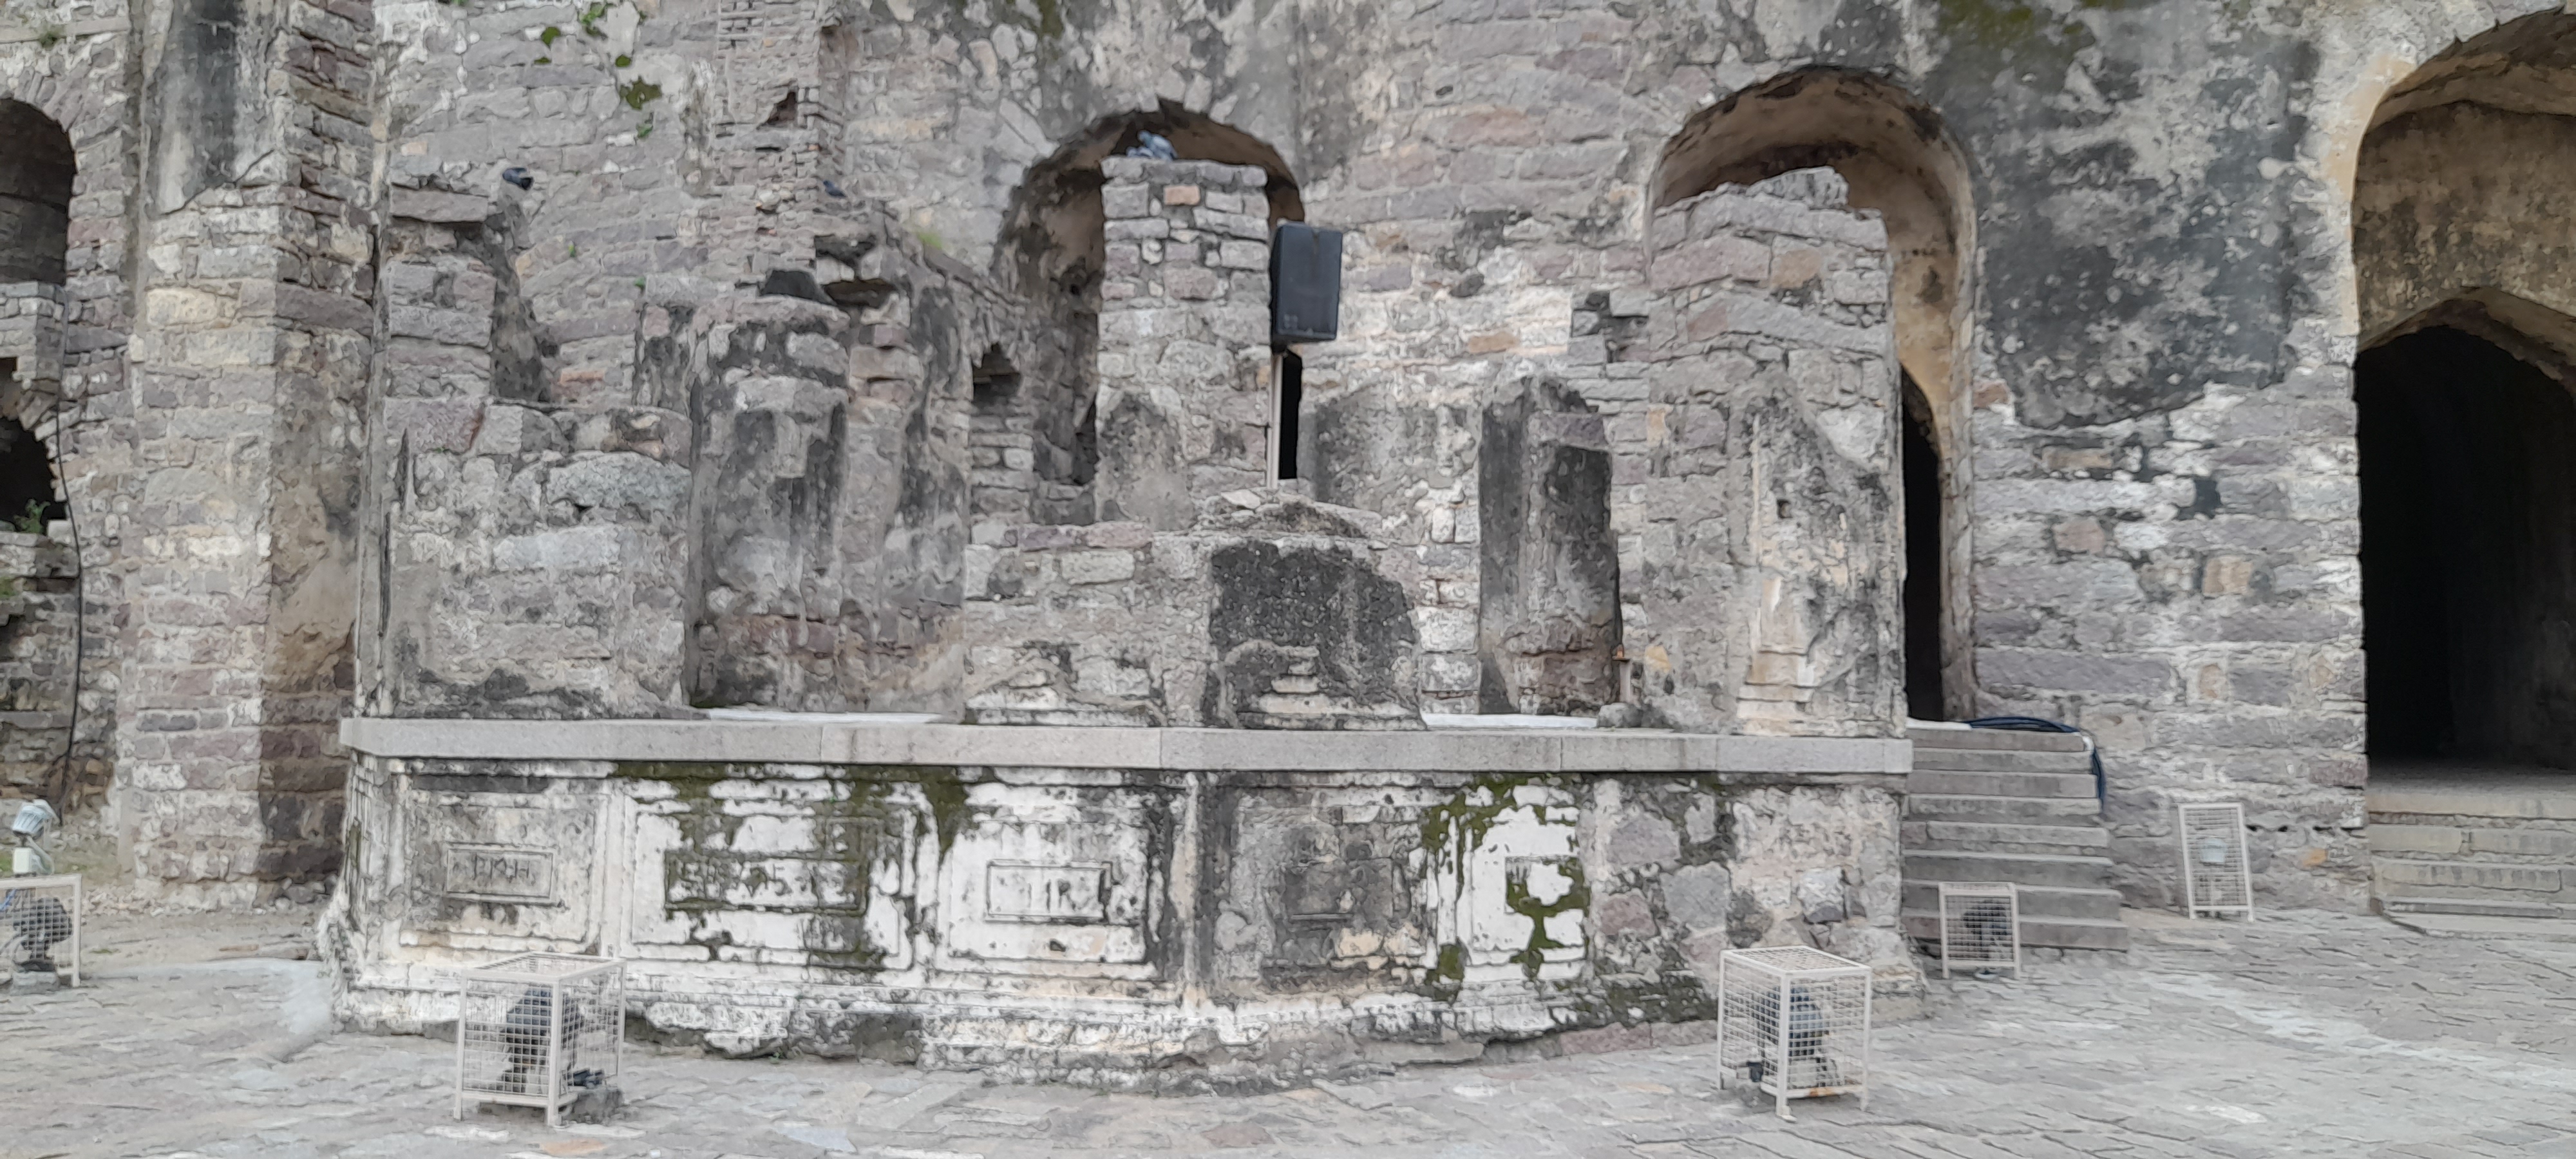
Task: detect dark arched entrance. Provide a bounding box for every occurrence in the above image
[2359,326,2576,766]
[1902,375,1945,721]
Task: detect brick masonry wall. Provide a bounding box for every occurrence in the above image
[1090,158,1274,529]
[1620,170,1902,738]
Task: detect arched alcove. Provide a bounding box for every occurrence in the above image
[988,105,1302,531]
[996,102,1304,317]
[0,100,73,285]
[2356,17,2576,773]
[1651,68,1978,720]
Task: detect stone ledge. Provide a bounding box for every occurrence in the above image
[338,717,1910,777]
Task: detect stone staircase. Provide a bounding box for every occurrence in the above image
[1900,726,2132,952]
[2370,766,2576,932]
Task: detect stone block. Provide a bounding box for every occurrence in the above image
[2375,860,2564,893]
[1060,550,1136,585]
[1659,862,1731,933]
[2367,824,2461,856]
[1163,265,1222,300]
[2468,828,2576,858]
[1103,183,1148,218]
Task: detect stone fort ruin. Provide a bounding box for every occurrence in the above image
[5,0,2576,1084]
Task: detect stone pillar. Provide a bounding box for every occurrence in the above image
[1090,157,1274,530]
[1626,169,1904,737]
[121,0,375,902]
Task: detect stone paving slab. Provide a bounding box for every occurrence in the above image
[7,910,2576,1158]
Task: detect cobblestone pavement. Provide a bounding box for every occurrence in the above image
[8,909,2576,1159]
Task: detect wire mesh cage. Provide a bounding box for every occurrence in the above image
[1937,881,2020,979]
[1716,946,1871,1120]
[1,874,79,989]
[451,953,624,1127]
[2177,801,2255,921]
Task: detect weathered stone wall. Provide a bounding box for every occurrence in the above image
[0,531,77,803]
[325,721,1913,1088]
[115,0,375,900]
[23,0,2575,912]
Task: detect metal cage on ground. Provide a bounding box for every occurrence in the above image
[1716,945,1872,1121]
[451,953,623,1127]
[1937,881,2019,979]
[1,872,79,988]
[2177,801,2254,921]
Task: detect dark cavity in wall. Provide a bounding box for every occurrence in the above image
[2359,326,2576,768]
[1901,375,1944,722]
[1274,352,1302,480]
[0,413,62,528]
[1477,380,1618,716]
[0,101,74,284]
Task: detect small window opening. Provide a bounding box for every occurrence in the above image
[1274,352,1303,481]
[766,90,799,127]
[971,345,1020,410]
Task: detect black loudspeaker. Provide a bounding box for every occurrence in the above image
[1270,223,1343,345]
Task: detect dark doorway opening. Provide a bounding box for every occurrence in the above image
[0,408,58,532]
[2359,325,2576,767]
[1275,352,1302,480]
[1902,376,1945,721]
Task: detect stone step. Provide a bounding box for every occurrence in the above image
[1900,881,2124,922]
[2371,857,2575,899]
[1911,748,2096,774]
[1904,850,2117,890]
[2371,823,2576,860]
[2379,894,2571,920]
[1907,793,2103,821]
[1907,727,2090,753]
[1903,820,2110,855]
[2383,910,2576,942]
[1907,769,2097,799]
[1900,910,2133,952]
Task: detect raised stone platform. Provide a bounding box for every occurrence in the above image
[324,717,1915,1089]
[2369,762,2576,925]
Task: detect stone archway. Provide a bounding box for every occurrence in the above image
[2354,15,2576,769]
[2353,14,2576,924]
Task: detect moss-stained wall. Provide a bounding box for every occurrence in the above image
[327,751,1909,1088]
